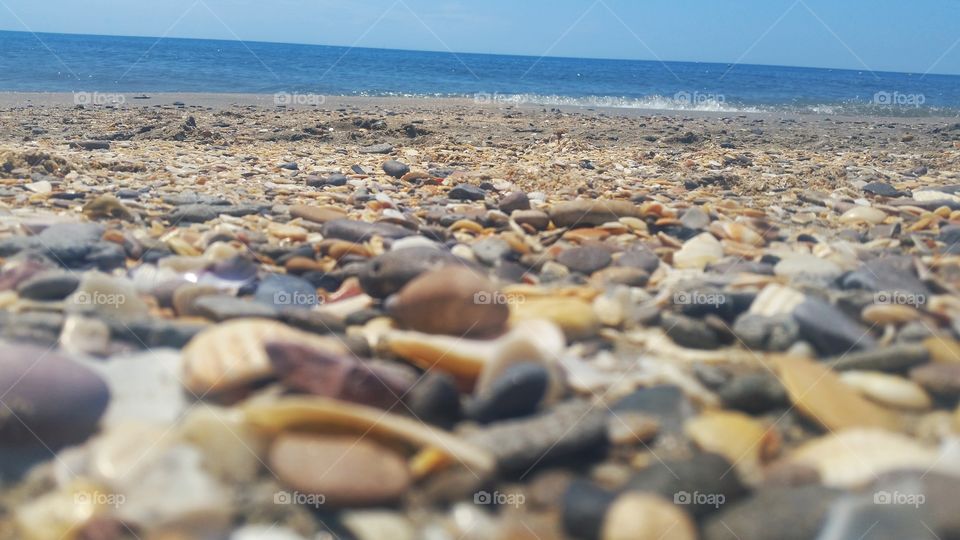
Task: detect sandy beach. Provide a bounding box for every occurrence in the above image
[2,94,960,539]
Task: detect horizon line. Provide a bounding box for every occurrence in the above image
[0,28,957,78]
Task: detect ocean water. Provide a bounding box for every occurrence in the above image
[1,30,959,117]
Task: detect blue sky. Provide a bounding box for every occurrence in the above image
[1,0,959,75]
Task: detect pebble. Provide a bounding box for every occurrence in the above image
[193,295,279,321]
[511,296,600,339]
[839,205,887,225]
[792,297,877,356]
[82,194,134,221]
[322,218,414,243]
[386,266,509,337]
[732,313,799,351]
[601,493,697,540]
[774,253,842,285]
[718,372,789,413]
[67,271,150,319]
[359,143,394,154]
[269,433,411,507]
[404,372,462,428]
[342,511,416,540]
[15,270,79,300]
[615,247,660,273]
[549,200,642,228]
[685,410,779,482]
[359,246,463,298]
[662,312,720,349]
[465,362,549,423]
[830,342,929,372]
[672,232,723,270]
[862,303,921,325]
[499,191,530,213]
[839,371,932,410]
[512,209,550,230]
[775,356,900,431]
[910,363,960,398]
[0,343,110,448]
[255,273,318,309]
[449,183,486,201]
[703,485,842,540]
[289,204,347,224]
[556,245,613,274]
[625,452,747,517]
[382,159,410,178]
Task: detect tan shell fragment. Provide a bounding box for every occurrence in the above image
[181,319,349,396]
[839,371,932,411]
[783,428,941,488]
[774,356,901,431]
[242,396,496,475]
[685,410,780,484]
[749,284,805,317]
[672,233,723,270]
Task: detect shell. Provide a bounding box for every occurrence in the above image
[685,410,780,484]
[839,370,932,411]
[672,233,723,270]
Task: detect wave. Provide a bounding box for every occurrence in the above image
[468,93,762,113]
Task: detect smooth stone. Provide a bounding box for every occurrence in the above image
[465,362,549,423]
[0,310,63,345]
[255,273,318,309]
[269,433,410,506]
[15,271,79,300]
[702,485,842,540]
[511,296,600,340]
[359,143,394,154]
[168,203,263,223]
[557,246,612,275]
[562,479,619,540]
[774,253,842,285]
[831,343,929,372]
[841,256,930,297]
[386,266,509,337]
[512,209,550,230]
[839,371,932,410]
[266,340,415,409]
[601,494,697,540]
[862,303,921,325]
[172,284,221,317]
[549,200,642,228]
[732,313,799,352]
[685,411,778,483]
[662,312,720,350]
[680,207,710,230]
[359,246,464,298]
[449,183,486,201]
[232,526,307,540]
[775,356,900,431]
[615,247,660,273]
[673,233,723,270]
[382,159,410,178]
[289,204,347,224]
[466,400,607,473]
[612,385,696,436]
[869,471,960,538]
[90,349,185,428]
[792,297,877,355]
[910,363,960,398]
[82,194,134,221]
[625,452,747,518]
[342,511,416,540]
[66,272,150,319]
[818,493,937,540]
[718,372,788,413]
[839,205,887,225]
[863,181,904,197]
[193,295,279,321]
[924,336,960,364]
[322,219,414,243]
[404,372,462,428]
[471,237,513,266]
[499,191,531,213]
[0,343,109,448]
[0,222,108,268]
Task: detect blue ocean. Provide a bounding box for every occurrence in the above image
[1,30,959,117]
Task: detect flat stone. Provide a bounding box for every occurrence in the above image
[255,273,318,310]
[382,160,410,178]
[15,271,79,300]
[66,272,150,320]
[703,485,842,540]
[269,433,410,507]
[718,372,789,414]
[358,246,464,298]
[615,247,660,273]
[863,181,905,197]
[322,219,414,243]
[601,493,697,540]
[90,349,186,428]
[511,296,600,340]
[499,191,530,213]
[465,362,549,423]
[673,233,723,270]
[625,452,747,518]
[774,253,843,285]
[910,363,960,398]
[289,204,347,224]
[449,183,486,201]
[831,343,929,372]
[511,209,550,230]
[732,313,799,352]
[662,312,720,350]
[680,207,710,230]
[792,297,877,356]
[359,143,394,154]
[841,256,930,298]
[0,343,109,448]
[471,237,513,266]
[557,245,613,275]
[193,295,279,322]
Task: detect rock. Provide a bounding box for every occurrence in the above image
[168,203,263,223]
[342,511,416,540]
[449,183,486,201]
[67,272,150,319]
[703,485,842,540]
[680,207,710,230]
[841,256,930,298]
[839,206,887,225]
[70,140,110,150]
[15,271,79,300]
[512,209,550,230]
[673,233,723,270]
[465,362,549,423]
[466,400,607,473]
[255,273,318,309]
[774,253,842,285]
[685,410,779,483]
[616,247,660,273]
[831,343,929,372]
[471,237,513,266]
[748,284,805,317]
[359,246,464,298]
[839,371,932,410]
[625,452,747,517]
[557,246,612,274]
[862,303,921,325]
[386,266,509,337]
[863,181,904,197]
[322,219,414,243]
[266,340,415,409]
[359,143,394,154]
[269,434,410,507]
[718,373,789,413]
[732,313,799,352]
[82,194,134,221]
[91,349,185,428]
[909,363,960,398]
[818,492,937,540]
[549,200,641,228]
[662,312,720,349]
[775,356,900,431]
[792,297,877,356]
[562,479,618,540]
[382,160,410,178]
[0,222,109,269]
[404,372,462,428]
[193,295,279,321]
[0,343,109,448]
[499,191,530,213]
[923,336,960,364]
[289,204,347,224]
[172,283,221,317]
[59,315,110,356]
[601,493,697,540]
[511,296,600,340]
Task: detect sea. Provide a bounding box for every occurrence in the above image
[2,30,959,117]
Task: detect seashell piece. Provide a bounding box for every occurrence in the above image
[839,370,932,411]
[672,233,723,270]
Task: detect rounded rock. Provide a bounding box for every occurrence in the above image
[382,160,411,179]
[601,493,697,540]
